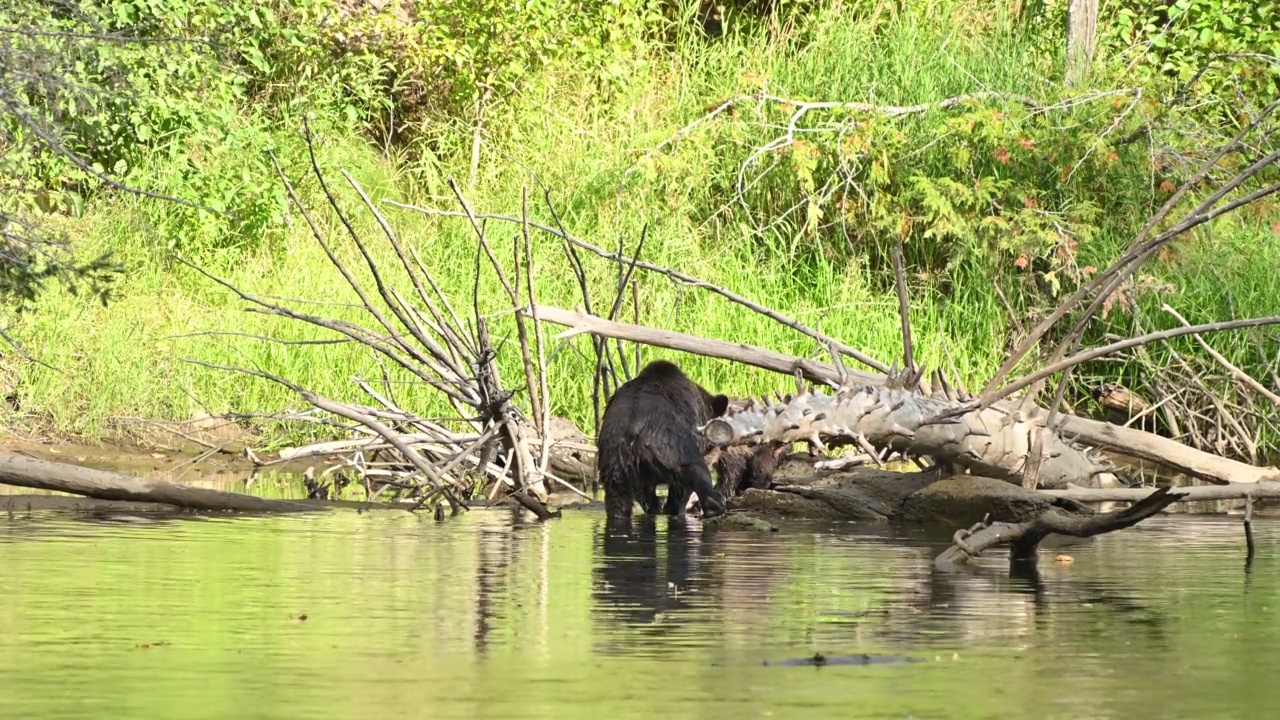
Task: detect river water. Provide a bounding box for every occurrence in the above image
[1,506,1277,719]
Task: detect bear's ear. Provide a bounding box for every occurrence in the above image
[710,394,730,417]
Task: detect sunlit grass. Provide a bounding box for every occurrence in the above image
[6,0,1277,452]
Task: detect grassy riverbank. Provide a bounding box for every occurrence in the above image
[3,1,1277,454]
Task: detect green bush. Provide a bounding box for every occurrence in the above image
[1,0,666,256]
[1106,0,1280,113]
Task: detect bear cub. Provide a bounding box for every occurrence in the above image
[710,442,788,498]
[596,360,729,526]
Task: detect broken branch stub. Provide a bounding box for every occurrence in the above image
[702,371,1122,490]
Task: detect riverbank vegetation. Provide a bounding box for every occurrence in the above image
[2,0,1277,462]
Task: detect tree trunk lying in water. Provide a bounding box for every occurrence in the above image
[0,452,320,514]
[710,456,1197,568]
[719,456,1094,525]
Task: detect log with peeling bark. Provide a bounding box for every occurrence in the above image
[0,453,320,514]
[537,307,1280,489]
[700,368,1122,490]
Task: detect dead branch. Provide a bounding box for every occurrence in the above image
[1163,304,1280,406]
[147,133,589,516]
[301,391,464,512]
[987,99,1280,394]
[385,200,890,374]
[521,188,554,477]
[0,452,319,514]
[934,486,1184,570]
[932,315,1280,423]
[1042,482,1280,503]
[535,305,845,386]
[447,177,547,500]
[891,243,915,374]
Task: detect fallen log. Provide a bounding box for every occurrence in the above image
[0,452,322,514]
[1042,482,1280,503]
[723,459,1094,525]
[701,371,1121,490]
[933,486,1185,570]
[534,306,1280,487]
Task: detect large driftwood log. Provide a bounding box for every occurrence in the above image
[715,458,1194,570]
[535,306,1280,487]
[0,452,321,513]
[725,459,1097,525]
[701,372,1120,490]
[709,454,1278,529]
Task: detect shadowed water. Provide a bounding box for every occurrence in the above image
[2,506,1279,719]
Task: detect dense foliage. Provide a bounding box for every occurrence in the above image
[1,0,1276,455]
[1,0,664,258]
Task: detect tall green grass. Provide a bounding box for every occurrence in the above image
[5,0,1276,452]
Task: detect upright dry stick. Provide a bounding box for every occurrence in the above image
[343,171,475,385]
[890,243,919,390]
[448,177,547,499]
[294,127,474,398]
[521,187,555,476]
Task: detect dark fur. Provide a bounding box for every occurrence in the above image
[596,360,729,526]
[712,443,787,498]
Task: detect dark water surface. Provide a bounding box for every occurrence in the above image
[2,507,1279,719]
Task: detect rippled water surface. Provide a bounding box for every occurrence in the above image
[3,506,1280,719]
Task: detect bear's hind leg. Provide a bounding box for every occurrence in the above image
[601,464,637,527]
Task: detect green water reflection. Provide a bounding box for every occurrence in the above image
[2,508,1280,719]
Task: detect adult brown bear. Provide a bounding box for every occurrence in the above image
[596,360,729,526]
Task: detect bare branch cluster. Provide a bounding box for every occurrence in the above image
[178,121,594,517]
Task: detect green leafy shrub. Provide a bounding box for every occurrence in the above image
[1,0,341,253]
[2,0,667,257]
[666,92,1161,319]
[1106,0,1280,114]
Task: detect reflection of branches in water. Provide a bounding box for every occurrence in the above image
[592,519,717,656]
[474,512,517,657]
[1008,563,1169,638]
[869,544,1170,652]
